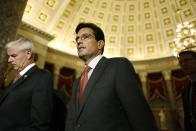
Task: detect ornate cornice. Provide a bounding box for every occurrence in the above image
[132,56,180,73]
[19,22,54,41]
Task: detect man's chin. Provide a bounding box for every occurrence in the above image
[79,55,84,60]
[79,54,88,61]
[13,67,20,71]
[78,53,85,58]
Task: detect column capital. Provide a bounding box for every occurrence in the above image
[138,72,147,82]
[162,70,171,80]
[54,64,62,75]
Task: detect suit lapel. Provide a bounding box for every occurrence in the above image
[0,66,37,105]
[73,79,80,114]
[76,57,108,119]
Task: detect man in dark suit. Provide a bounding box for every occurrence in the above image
[178,50,196,131]
[0,38,53,131]
[65,22,158,131]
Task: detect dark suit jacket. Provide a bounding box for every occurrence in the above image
[51,90,67,131]
[0,66,53,131]
[66,57,158,131]
[182,83,196,131]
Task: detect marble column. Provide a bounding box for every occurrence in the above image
[54,65,62,90]
[138,72,148,101]
[163,70,176,110]
[0,0,28,91]
[162,70,177,131]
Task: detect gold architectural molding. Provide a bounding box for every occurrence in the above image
[18,22,54,41]
[132,56,180,73]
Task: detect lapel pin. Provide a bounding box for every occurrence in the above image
[24,75,28,78]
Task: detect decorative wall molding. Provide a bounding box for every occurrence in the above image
[19,22,54,41]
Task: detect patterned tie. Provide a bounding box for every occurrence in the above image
[78,66,91,103]
[13,74,21,83]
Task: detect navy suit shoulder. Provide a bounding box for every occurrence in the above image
[108,57,137,76]
[108,57,131,64]
[108,57,134,66]
[30,66,53,78]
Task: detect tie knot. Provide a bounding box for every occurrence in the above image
[13,74,21,83]
[83,66,91,73]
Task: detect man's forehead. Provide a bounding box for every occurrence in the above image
[179,53,193,58]
[178,55,195,63]
[77,28,93,33]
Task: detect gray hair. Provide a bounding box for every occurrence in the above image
[5,38,35,53]
[5,38,38,61]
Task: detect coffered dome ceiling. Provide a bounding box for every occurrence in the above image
[22,0,196,61]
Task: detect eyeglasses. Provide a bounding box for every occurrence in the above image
[75,33,95,43]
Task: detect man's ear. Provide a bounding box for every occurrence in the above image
[26,49,33,59]
[98,40,105,50]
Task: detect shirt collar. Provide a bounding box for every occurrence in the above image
[88,55,103,69]
[19,63,36,76]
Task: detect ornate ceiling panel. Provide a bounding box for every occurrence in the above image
[22,0,196,61]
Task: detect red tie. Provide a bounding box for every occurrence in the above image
[79,66,91,101]
[13,74,21,83]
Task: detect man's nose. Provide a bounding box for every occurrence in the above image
[8,57,12,62]
[76,40,82,47]
[76,38,83,44]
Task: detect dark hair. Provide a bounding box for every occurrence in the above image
[75,22,105,54]
[179,50,196,59]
